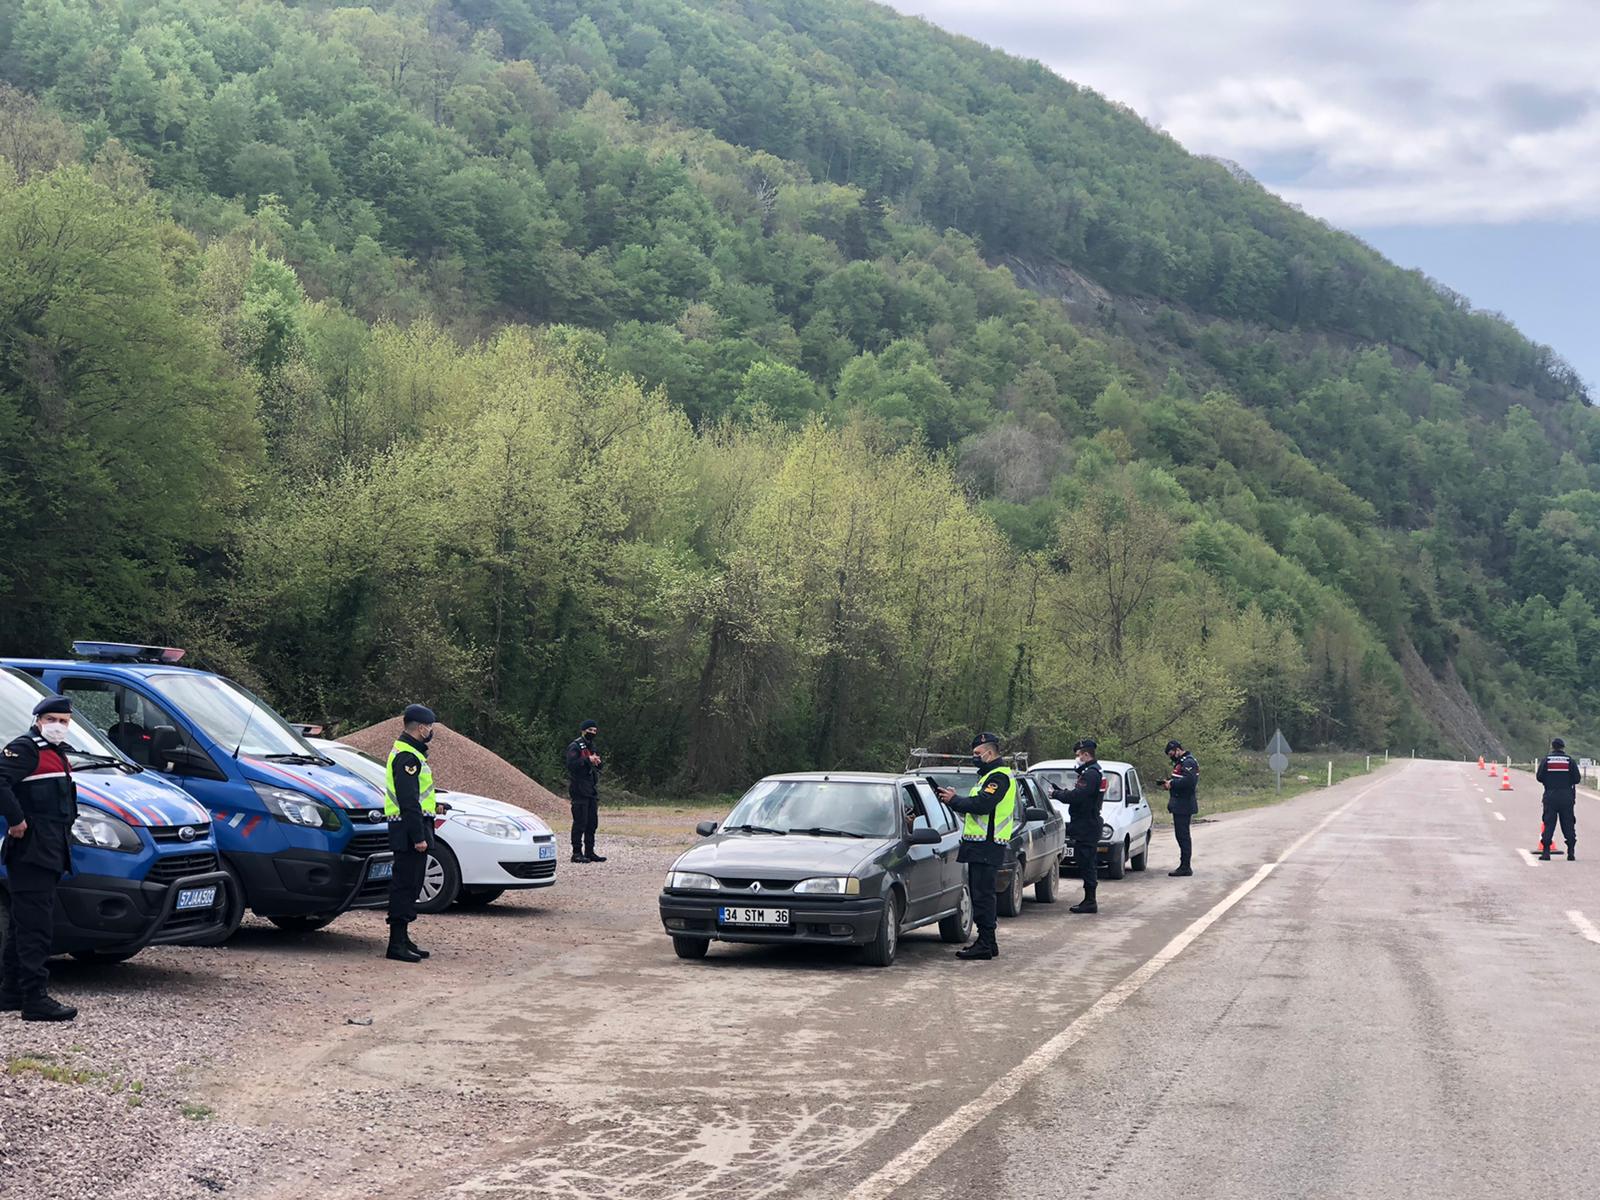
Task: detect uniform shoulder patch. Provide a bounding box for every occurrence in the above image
[2,748,15,758]
[983,780,1001,794]
[403,763,419,775]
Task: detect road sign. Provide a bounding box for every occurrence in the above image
[1268,752,1290,774]
[1267,729,1292,790]
[1267,729,1292,757]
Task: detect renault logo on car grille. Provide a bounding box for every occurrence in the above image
[178,826,196,842]
[749,881,761,892]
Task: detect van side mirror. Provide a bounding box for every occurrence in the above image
[695,820,718,837]
[152,725,181,753]
[907,827,942,845]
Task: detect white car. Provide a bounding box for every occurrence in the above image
[310,739,558,911]
[1029,759,1155,879]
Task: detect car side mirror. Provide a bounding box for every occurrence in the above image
[695,820,718,837]
[152,725,181,753]
[1025,806,1050,822]
[907,827,942,845]
[1126,795,1139,805]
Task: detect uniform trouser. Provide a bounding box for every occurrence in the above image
[1172,811,1194,865]
[967,861,998,940]
[570,795,598,855]
[1074,835,1099,900]
[2,864,60,996]
[388,846,427,925]
[1541,797,1577,850]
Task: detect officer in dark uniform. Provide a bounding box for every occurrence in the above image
[0,695,81,1021]
[1535,737,1580,861]
[1053,738,1104,914]
[1159,739,1199,876]
[935,731,1017,961]
[565,720,606,864]
[382,704,438,963]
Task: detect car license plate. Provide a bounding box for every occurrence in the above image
[538,843,556,860]
[176,886,217,911]
[718,906,790,927]
[368,859,394,881]
[1063,846,1075,859]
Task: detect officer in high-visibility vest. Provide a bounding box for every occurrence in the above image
[383,704,438,963]
[935,731,1016,962]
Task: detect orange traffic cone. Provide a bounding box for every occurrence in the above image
[1488,762,1498,778]
[1477,755,1485,770]
[1500,766,1513,791]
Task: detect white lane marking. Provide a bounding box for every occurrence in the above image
[1568,911,1600,946]
[1494,812,1506,822]
[844,776,1387,1200]
[1516,848,1542,866]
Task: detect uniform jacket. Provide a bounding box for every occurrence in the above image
[565,736,602,801]
[1536,752,1581,802]
[0,730,78,876]
[387,733,433,852]
[1054,760,1104,844]
[1166,752,1200,816]
[945,763,1013,866]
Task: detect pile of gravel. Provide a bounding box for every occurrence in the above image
[340,720,567,818]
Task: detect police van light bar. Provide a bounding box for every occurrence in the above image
[72,641,187,664]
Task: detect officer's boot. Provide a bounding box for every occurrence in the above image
[1568,843,1577,862]
[20,990,77,1022]
[1169,861,1193,877]
[1070,883,1098,914]
[0,967,20,1013]
[404,921,430,959]
[1540,845,1552,861]
[586,846,607,863]
[955,932,995,960]
[385,922,422,963]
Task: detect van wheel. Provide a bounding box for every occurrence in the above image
[862,892,902,967]
[672,936,709,960]
[415,841,463,914]
[1034,859,1060,903]
[1130,832,1151,872]
[1106,838,1128,880]
[192,860,245,946]
[939,885,974,942]
[998,863,1025,917]
[266,914,337,933]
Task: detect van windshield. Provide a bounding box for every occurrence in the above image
[148,673,319,760]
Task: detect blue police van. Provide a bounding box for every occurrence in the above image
[0,667,232,962]
[3,644,394,938]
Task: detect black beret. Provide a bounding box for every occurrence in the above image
[579,719,599,732]
[971,731,1000,749]
[403,704,436,725]
[32,695,72,717]
[1552,737,1566,750]
[1073,737,1098,753]
[1165,739,1183,752]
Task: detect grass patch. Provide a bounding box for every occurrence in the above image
[7,1056,96,1085]
[180,1101,214,1121]
[1176,752,1389,819]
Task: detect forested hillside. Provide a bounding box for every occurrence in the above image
[1,0,1596,789]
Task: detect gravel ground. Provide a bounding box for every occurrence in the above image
[0,805,706,1200]
[340,720,570,818]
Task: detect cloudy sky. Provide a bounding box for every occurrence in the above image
[886,0,1599,392]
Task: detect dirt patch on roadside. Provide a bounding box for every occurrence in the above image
[341,719,568,819]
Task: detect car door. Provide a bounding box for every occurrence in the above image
[1012,777,1045,883]
[899,782,944,924]
[915,780,965,911]
[1125,768,1153,841]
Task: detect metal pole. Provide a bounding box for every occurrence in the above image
[1327,761,1333,787]
[1366,754,1371,772]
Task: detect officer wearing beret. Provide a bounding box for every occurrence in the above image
[0,696,81,1021]
[382,704,438,963]
[935,732,1017,961]
[1535,737,1580,861]
[565,720,606,864]
[1052,738,1104,914]
[1159,739,1200,876]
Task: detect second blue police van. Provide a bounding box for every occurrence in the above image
[4,643,393,938]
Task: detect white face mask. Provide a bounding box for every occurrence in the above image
[39,721,70,745]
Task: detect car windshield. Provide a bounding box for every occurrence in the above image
[148,672,318,759]
[0,669,129,768]
[318,743,387,790]
[724,780,897,838]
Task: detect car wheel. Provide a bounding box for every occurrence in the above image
[1105,837,1128,880]
[998,861,1025,917]
[191,859,246,946]
[1130,832,1151,872]
[69,948,140,964]
[415,841,463,914]
[672,935,709,960]
[863,892,902,967]
[939,885,974,943]
[1034,857,1060,903]
[266,913,337,934]
[455,887,506,909]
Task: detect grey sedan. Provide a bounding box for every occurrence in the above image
[658,772,974,966]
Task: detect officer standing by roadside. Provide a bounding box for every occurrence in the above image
[935,732,1016,961]
[1535,737,1580,861]
[1052,738,1103,914]
[1159,739,1199,876]
[565,720,606,864]
[383,704,438,963]
[0,696,81,1021]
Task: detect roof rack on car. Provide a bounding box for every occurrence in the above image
[905,747,1030,771]
[71,641,186,664]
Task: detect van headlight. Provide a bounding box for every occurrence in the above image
[793,877,860,895]
[70,811,142,852]
[667,871,720,890]
[254,784,342,831]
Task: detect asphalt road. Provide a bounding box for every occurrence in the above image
[227,760,1597,1200]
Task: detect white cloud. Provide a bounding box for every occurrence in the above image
[884,0,1600,226]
